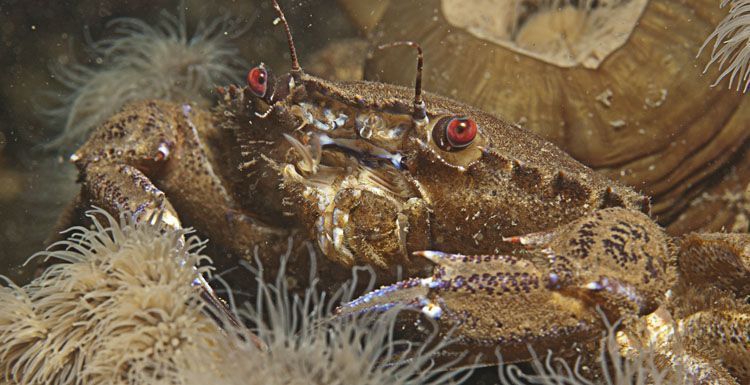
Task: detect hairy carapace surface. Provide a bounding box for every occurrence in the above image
[213,69,650,280]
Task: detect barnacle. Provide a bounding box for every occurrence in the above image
[40,7,247,149]
[700,0,750,93]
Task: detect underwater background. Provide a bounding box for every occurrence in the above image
[1,0,749,384]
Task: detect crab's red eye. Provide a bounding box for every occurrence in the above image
[446,118,477,147]
[432,116,478,151]
[247,66,268,97]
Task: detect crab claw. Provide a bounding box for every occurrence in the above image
[336,267,446,319]
[337,208,677,368]
[336,250,608,367]
[335,253,458,319]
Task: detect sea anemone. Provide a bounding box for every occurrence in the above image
[438,0,648,69]
[0,208,469,385]
[498,315,680,385]
[0,208,223,384]
[176,256,471,385]
[41,6,247,149]
[700,0,750,93]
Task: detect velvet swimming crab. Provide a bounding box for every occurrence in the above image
[57,1,749,383]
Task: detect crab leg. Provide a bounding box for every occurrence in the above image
[337,250,607,366]
[64,101,292,330]
[338,208,676,367]
[677,232,750,298]
[621,292,750,385]
[67,101,292,258]
[80,161,245,325]
[677,309,750,384]
[80,162,181,227]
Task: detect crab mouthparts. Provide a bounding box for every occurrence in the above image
[283,132,405,173]
[278,101,421,267]
[281,130,415,265]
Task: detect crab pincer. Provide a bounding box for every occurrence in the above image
[336,249,606,366]
[336,208,676,366]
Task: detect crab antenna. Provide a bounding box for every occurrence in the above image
[378,41,427,121]
[271,0,301,73]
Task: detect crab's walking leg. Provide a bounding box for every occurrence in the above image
[69,100,291,257]
[336,250,607,366]
[678,309,750,384]
[65,100,287,328]
[673,232,750,382]
[678,233,750,298]
[80,163,179,226]
[624,299,750,385]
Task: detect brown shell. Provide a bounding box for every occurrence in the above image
[292,74,649,251]
[344,0,750,234]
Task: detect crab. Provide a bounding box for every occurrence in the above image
[56,0,749,383]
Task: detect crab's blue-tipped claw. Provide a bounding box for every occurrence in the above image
[335,250,458,319]
[335,209,683,369]
[335,272,450,319]
[337,277,424,315]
